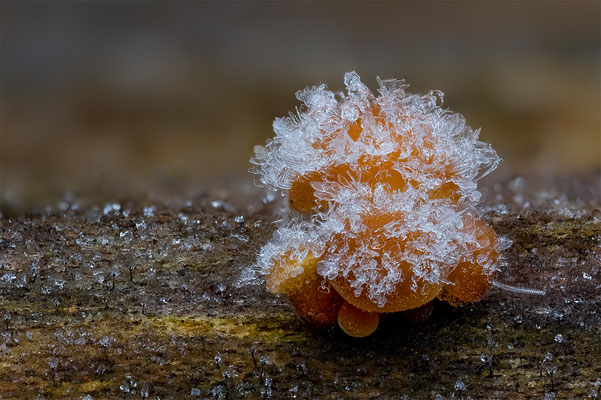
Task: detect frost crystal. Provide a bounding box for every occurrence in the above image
[249,72,501,310]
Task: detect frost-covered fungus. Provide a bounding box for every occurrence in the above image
[250,72,502,337]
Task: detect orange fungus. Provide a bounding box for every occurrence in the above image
[337,302,379,338]
[249,72,501,337]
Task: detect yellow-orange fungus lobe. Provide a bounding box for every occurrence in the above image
[356,154,408,192]
[337,302,380,338]
[266,251,343,327]
[290,156,410,212]
[289,280,344,328]
[347,120,362,142]
[265,251,319,295]
[249,72,501,337]
[429,180,461,203]
[328,213,442,313]
[288,172,325,212]
[331,270,441,313]
[443,217,498,303]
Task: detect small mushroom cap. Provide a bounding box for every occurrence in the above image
[337,302,380,338]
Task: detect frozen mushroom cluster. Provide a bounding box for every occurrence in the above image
[248,72,503,337]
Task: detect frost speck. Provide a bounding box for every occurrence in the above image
[143,206,156,217]
[454,380,466,391]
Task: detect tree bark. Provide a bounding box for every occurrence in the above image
[1,178,599,399]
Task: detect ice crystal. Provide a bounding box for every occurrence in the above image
[248,72,501,307]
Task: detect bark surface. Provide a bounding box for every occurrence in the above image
[1,176,600,399]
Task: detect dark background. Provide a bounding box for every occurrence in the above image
[1,1,599,209]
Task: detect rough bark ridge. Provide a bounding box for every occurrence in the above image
[1,177,600,399]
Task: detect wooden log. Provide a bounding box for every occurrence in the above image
[1,178,600,399]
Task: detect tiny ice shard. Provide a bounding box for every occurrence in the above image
[247,72,501,337]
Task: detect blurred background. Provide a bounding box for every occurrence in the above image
[1,1,600,210]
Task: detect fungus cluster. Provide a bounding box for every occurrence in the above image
[249,72,501,337]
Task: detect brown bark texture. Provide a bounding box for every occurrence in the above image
[1,175,600,399]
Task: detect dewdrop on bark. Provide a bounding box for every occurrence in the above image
[249,72,502,337]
